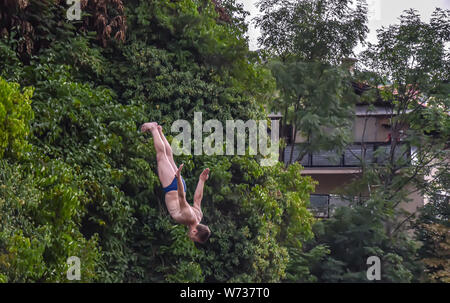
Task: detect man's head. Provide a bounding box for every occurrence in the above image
[188,224,211,243]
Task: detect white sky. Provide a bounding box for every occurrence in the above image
[237,0,450,52]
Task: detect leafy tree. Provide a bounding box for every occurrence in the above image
[415,194,450,282]
[254,0,369,63]
[0,77,100,282]
[296,202,421,282]
[0,0,126,60]
[356,8,449,236]
[268,60,357,165]
[254,0,368,164]
[304,8,450,283]
[282,7,449,283]
[0,76,33,159]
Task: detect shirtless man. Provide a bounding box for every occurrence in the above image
[141,122,211,243]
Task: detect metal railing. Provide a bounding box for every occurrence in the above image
[284,142,411,167]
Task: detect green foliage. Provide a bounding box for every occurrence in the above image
[0,158,100,282]
[255,0,366,166]
[299,203,420,282]
[418,223,450,283]
[197,160,315,282]
[0,0,316,283]
[0,38,24,82]
[268,60,356,164]
[24,58,144,282]
[302,8,450,283]
[415,195,450,282]
[255,0,369,63]
[284,244,330,282]
[0,77,34,159]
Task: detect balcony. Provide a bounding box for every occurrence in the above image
[284,142,411,169]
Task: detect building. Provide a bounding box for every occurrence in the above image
[279,82,426,219]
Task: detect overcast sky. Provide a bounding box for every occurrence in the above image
[237,0,450,52]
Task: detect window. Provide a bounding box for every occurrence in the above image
[309,195,330,218]
[310,194,352,218]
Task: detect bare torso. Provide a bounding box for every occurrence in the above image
[164,191,203,225]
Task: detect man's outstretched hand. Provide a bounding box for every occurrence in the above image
[199,168,210,182]
[176,164,184,178]
[176,165,209,181]
[141,122,157,133]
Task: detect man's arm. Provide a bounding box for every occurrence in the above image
[175,164,189,210]
[194,168,209,210]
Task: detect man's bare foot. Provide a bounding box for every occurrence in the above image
[141,122,158,133]
[157,125,163,133]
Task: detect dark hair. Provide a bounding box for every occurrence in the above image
[195,224,211,243]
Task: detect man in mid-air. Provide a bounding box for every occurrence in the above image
[141,122,211,243]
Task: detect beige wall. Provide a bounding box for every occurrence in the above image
[293,115,392,144]
[353,116,391,143]
[307,173,360,194]
[306,172,424,215]
[398,184,424,215]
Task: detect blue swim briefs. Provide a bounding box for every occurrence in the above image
[163,176,187,193]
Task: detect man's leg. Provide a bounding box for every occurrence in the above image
[142,122,175,188]
[157,125,178,172]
